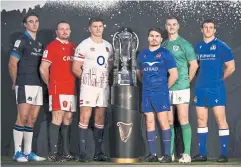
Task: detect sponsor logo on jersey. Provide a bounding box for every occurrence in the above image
[144,62,160,66]
[63,56,73,61]
[210,44,216,50]
[14,40,21,48]
[106,47,109,52]
[62,100,68,108]
[97,56,106,66]
[31,48,43,56]
[173,45,179,51]
[198,54,216,60]
[90,47,95,51]
[43,50,48,58]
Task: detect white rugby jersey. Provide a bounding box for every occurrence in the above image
[74,37,113,88]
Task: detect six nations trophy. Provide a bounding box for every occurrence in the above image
[109,28,143,163]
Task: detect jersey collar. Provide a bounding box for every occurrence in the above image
[24,31,36,41]
[56,38,69,44]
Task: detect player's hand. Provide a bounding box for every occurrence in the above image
[12,83,16,90]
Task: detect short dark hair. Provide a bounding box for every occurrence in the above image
[56,21,70,29]
[23,12,39,23]
[148,28,162,36]
[166,16,179,23]
[202,19,216,28]
[89,17,104,26]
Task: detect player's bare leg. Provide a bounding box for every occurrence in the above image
[23,105,45,161]
[213,106,229,162]
[192,107,208,162]
[157,111,172,163]
[61,112,74,160]
[78,106,92,162]
[143,112,158,162]
[167,106,175,161]
[48,110,65,162]
[13,103,32,162]
[92,107,108,161]
[176,104,191,163]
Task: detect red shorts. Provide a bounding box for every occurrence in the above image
[48,81,76,112]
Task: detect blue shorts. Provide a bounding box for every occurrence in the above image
[194,87,226,107]
[142,91,170,112]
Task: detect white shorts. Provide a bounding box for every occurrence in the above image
[49,94,77,112]
[169,88,190,105]
[79,85,109,107]
[15,85,43,105]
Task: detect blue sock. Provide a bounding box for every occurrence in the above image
[162,128,172,156]
[147,130,157,156]
[219,129,229,156]
[198,127,208,156]
[78,122,88,154]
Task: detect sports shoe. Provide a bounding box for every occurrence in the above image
[48,152,65,162]
[178,153,191,163]
[217,154,228,163]
[159,155,172,163]
[144,153,158,162]
[191,153,207,162]
[26,152,46,161]
[159,154,175,162]
[79,152,89,162]
[13,151,28,162]
[93,152,109,162]
[62,153,75,161]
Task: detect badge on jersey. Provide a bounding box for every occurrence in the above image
[173,45,179,51]
[210,44,216,50]
[43,50,48,58]
[106,47,109,52]
[14,40,21,48]
[156,53,161,58]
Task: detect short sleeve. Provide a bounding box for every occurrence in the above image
[183,42,196,61]
[164,51,177,69]
[221,43,234,62]
[41,44,55,63]
[74,42,86,62]
[10,39,25,59]
[107,44,114,63]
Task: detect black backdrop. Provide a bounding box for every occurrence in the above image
[1,1,241,158]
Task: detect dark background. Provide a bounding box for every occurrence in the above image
[1,1,241,158]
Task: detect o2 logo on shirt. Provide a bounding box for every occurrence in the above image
[97,56,107,67]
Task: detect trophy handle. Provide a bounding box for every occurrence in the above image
[112,32,119,51]
[132,32,139,51]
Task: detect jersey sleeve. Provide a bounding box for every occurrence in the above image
[183,41,197,61]
[165,50,177,69]
[41,44,55,63]
[221,43,234,62]
[10,38,25,59]
[74,42,86,62]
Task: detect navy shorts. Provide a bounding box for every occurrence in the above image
[194,87,226,107]
[142,91,170,112]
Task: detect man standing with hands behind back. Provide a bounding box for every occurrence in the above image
[40,21,76,162]
[162,16,198,163]
[72,17,113,162]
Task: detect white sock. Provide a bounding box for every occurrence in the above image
[13,126,24,154]
[23,126,33,155]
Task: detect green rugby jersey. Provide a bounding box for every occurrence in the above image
[162,36,196,90]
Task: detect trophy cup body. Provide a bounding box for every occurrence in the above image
[109,28,142,163]
[112,28,138,86]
